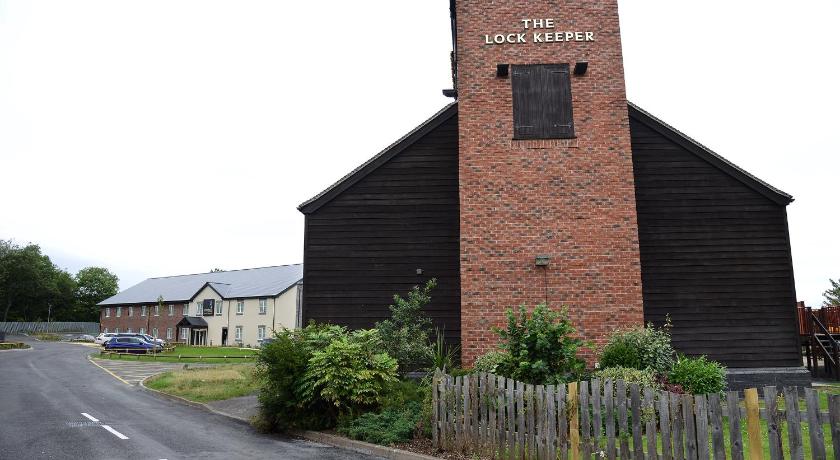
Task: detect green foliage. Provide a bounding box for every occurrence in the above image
[430,329,459,372]
[492,304,587,385]
[599,340,642,370]
[823,278,840,307]
[598,321,675,374]
[376,279,437,373]
[473,351,507,374]
[74,266,119,321]
[338,401,423,446]
[668,355,727,395]
[0,239,119,322]
[256,323,348,430]
[299,329,399,416]
[593,366,660,391]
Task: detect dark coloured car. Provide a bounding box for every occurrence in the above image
[104,336,156,354]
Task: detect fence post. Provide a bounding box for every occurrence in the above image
[658,390,672,460]
[682,394,697,460]
[580,380,591,460]
[591,378,602,456]
[725,391,744,460]
[694,395,708,460]
[569,381,580,460]
[617,380,630,460]
[630,384,643,460]
[828,394,840,460]
[707,394,725,460]
[433,370,440,448]
[782,387,803,460]
[762,386,783,460]
[743,388,763,460]
[605,380,616,460]
[547,384,557,460]
[803,388,826,460]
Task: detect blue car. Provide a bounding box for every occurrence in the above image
[104,336,156,354]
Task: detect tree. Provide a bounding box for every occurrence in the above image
[0,241,70,322]
[823,278,840,307]
[375,279,437,374]
[74,267,119,321]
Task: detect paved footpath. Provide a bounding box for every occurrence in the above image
[0,335,380,460]
[90,358,214,385]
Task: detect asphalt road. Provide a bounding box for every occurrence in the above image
[0,336,379,460]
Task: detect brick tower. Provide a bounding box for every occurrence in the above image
[455,0,644,365]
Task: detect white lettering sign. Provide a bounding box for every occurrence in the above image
[483,18,595,45]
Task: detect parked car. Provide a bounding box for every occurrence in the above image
[139,334,166,348]
[104,336,156,354]
[95,333,117,345]
[74,334,96,342]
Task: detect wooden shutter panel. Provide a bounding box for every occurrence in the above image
[511,64,575,140]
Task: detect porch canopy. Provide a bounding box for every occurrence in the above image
[176,317,209,345]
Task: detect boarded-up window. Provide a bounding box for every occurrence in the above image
[511,64,574,139]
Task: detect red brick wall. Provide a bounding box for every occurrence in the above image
[456,0,644,365]
[99,304,184,340]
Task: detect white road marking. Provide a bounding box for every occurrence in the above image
[101,425,129,440]
[81,413,99,422]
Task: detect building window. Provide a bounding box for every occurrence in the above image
[511,63,574,140]
[128,306,134,317]
[154,305,160,316]
[114,327,120,333]
[168,304,174,316]
[183,303,189,315]
[259,298,267,315]
[180,327,189,342]
[257,325,266,341]
[152,327,159,338]
[127,327,132,333]
[105,307,111,318]
[235,326,243,342]
[141,305,146,316]
[103,327,109,333]
[195,302,202,317]
[236,300,244,315]
[116,307,122,317]
[166,328,173,340]
[215,299,222,316]
[139,327,145,335]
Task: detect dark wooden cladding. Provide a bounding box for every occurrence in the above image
[630,112,800,368]
[301,113,461,342]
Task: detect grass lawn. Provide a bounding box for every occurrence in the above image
[96,344,258,363]
[144,364,260,403]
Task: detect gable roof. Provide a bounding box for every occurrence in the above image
[298,102,458,214]
[98,264,303,306]
[627,102,793,205]
[298,101,792,214]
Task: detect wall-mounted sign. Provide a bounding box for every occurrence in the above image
[202,299,215,316]
[483,18,595,45]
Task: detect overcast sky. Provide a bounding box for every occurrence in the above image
[1,1,837,307]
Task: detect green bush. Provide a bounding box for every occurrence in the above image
[430,329,459,373]
[598,322,674,374]
[299,329,399,417]
[338,401,423,446]
[376,279,437,374]
[598,340,642,370]
[668,355,727,395]
[473,351,507,374]
[493,304,587,385]
[593,366,660,391]
[257,323,398,431]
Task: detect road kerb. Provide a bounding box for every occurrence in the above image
[138,374,442,460]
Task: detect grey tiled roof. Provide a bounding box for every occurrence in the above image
[98,264,302,306]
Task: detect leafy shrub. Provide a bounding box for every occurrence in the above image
[257,323,398,431]
[493,304,587,385]
[299,329,399,417]
[598,340,642,370]
[593,366,660,391]
[430,329,459,373]
[338,401,423,446]
[473,351,507,373]
[376,279,437,373]
[598,322,675,374]
[668,356,727,395]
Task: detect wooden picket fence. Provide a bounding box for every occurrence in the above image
[431,371,840,460]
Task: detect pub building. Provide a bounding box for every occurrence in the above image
[298,0,807,388]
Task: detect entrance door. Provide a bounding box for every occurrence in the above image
[191,329,207,346]
[221,327,228,346]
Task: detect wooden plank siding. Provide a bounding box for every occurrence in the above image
[629,113,800,368]
[301,112,461,342]
[299,102,799,369]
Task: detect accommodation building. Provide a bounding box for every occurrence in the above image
[98,264,302,347]
[298,0,807,387]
